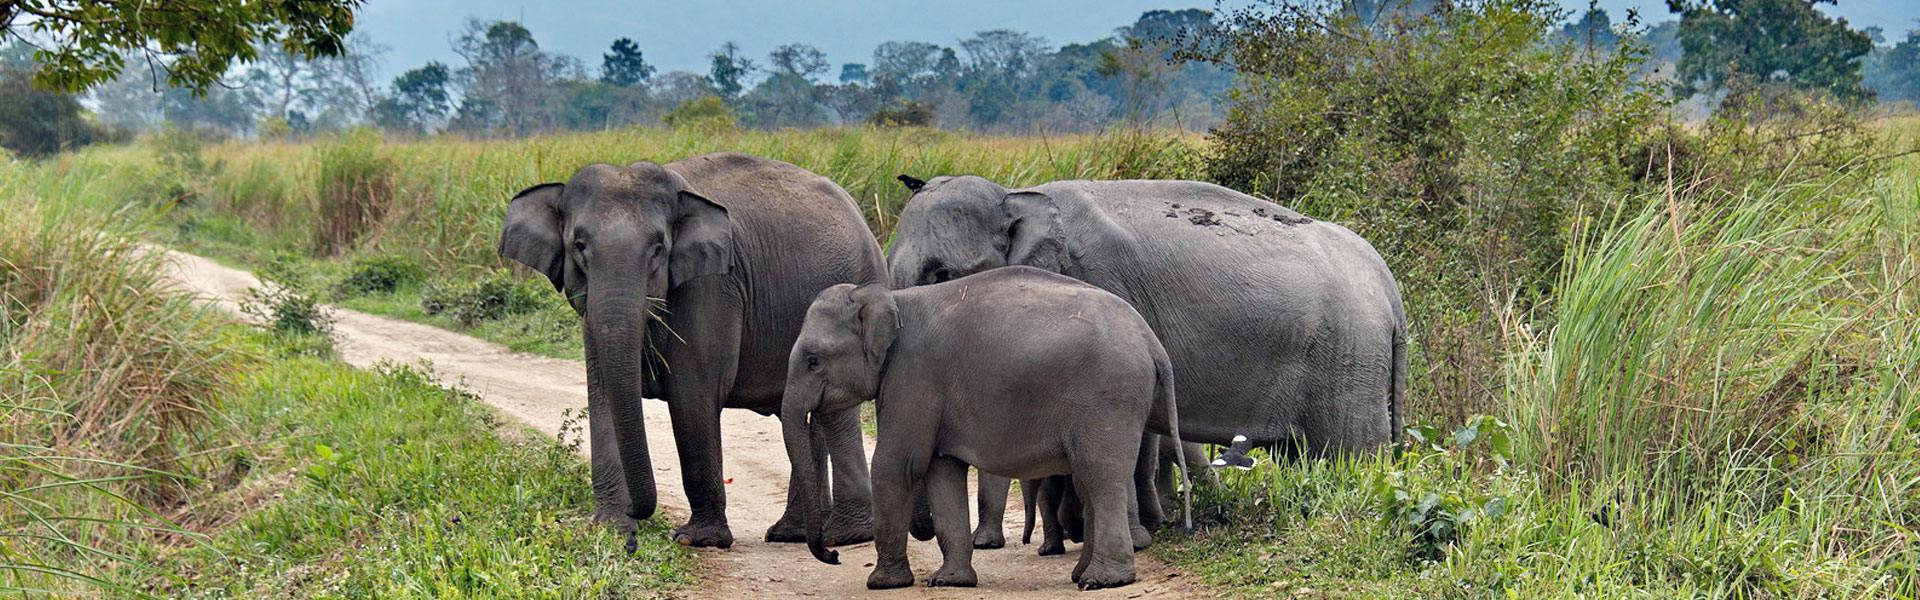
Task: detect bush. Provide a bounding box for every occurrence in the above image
[314,128,396,256]
[420,273,549,327]
[866,99,937,128]
[1181,0,1665,422]
[332,255,426,296]
[661,96,736,132]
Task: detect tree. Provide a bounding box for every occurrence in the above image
[1864,30,1920,105]
[839,63,869,85]
[451,19,578,136]
[600,37,654,87]
[707,41,754,100]
[373,61,451,133]
[0,64,98,156]
[1,0,362,94]
[1667,0,1873,100]
[750,43,830,127]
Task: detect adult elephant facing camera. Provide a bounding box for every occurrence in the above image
[499,152,886,549]
[889,174,1407,464]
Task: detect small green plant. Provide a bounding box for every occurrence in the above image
[1372,415,1515,562]
[419,272,548,327]
[242,255,333,337]
[241,283,333,336]
[331,254,426,296]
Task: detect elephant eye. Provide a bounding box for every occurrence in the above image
[806,355,821,372]
[572,240,587,252]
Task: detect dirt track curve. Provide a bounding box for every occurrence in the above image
[158,248,1208,599]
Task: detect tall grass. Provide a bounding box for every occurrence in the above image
[1500,167,1920,595]
[1,188,252,594]
[42,126,1202,275]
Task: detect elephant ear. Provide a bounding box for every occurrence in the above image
[670,190,734,289]
[1003,190,1065,272]
[849,283,899,369]
[500,183,568,292]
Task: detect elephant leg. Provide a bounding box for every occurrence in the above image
[1072,453,1139,589]
[588,390,636,534]
[867,451,917,589]
[1131,433,1162,550]
[766,407,871,545]
[927,457,978,587]
[765,466,811,543]
[665,394,733,548]
[1058,476,1085,544]
[973,472,1010,549]
[1020,478,1039,545]
[657,283,742,549]
[822,406,875,545]
[1034,476,1065,556]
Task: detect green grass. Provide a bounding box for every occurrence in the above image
[1,164,691,597]
[1151,148,1920,598]
[142,339,694,599]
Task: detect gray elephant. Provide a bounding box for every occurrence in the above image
[498,152,885,549]
[888,175,1407,533]
[780,267,1191,590]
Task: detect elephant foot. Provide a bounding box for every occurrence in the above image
[972,526,1006,550]
[672,521,734,548]
[1037,538,1066,556]
[1075,567,1138,591]
[763,513,805,543]
[823,505,875,546]
[928,564,978,587]
[1131,524,1153,552]
[867,563,915,589]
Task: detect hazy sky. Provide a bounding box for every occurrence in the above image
[352,1,1920,82]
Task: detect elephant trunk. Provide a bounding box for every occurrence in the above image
[588,288,658,526]
[781,387,839,564]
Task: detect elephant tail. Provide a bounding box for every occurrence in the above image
[1389,316,1407,447]
[1020,478,1037,545]
[1150,334,1193,534]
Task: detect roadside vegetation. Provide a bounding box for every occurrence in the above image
[1,177,691,596]
[6,1,1918,598]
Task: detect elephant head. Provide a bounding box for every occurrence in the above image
[780,283,897,564]
[887,174,1065,289]
[498,162,733,522]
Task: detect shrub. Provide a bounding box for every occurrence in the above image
[866,99,936,128]
[661,96,736,132]
[1179,0,1665,422]
[332,255,426,296]
[314,128,396,256]
[420,273,549,327]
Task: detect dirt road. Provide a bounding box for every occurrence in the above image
[159,249,1207,599]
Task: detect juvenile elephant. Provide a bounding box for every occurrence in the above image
[888,175,1407,538]
[780,267,1191,590]
[498,153,886,549]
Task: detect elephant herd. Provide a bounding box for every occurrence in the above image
[497,152,1406,591]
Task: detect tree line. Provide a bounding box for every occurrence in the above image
[4,1,1920,157]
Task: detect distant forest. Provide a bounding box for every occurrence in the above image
[4,5,1920,143]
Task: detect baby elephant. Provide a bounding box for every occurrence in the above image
[780,267,1191,590]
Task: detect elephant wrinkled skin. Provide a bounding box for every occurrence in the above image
[498,152,885,549]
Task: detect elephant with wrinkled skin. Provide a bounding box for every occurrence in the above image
[888,174,1407,534]
[780,267,1192,590]
[497,152,886,550]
